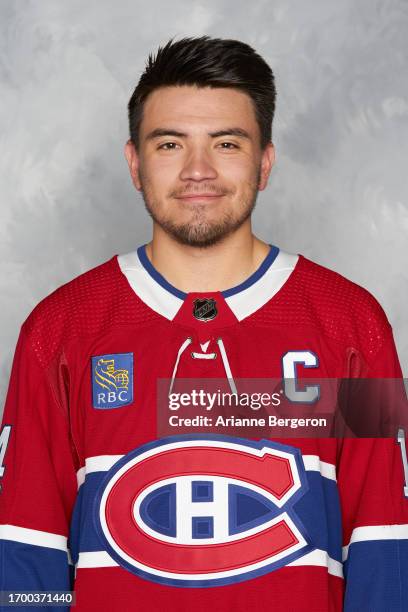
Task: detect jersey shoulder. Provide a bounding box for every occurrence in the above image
[296,254,390,327]
[22,255,159,369]
[248,252,392,361]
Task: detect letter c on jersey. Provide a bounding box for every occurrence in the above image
[282,351,320,403]
[94,435,311,587]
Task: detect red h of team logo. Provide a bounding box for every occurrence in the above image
[94,435,311,587]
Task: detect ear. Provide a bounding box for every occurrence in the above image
[258,142,275,191]
[124,140,142,191]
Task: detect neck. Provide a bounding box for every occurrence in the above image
[145,222,270,294]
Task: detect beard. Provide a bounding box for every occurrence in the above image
[139,169,261,248]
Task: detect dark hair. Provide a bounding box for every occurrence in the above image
[127,36,276,150]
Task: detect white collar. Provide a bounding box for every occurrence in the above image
[117,245,299,321]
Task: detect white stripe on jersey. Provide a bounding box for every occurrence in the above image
[302,455,337,480]
[76,453,336,488]
[288,549,343,578]
[76,455,124,488]
[0,523,68,552]
[76,548,343,578]
[342,524,408,561]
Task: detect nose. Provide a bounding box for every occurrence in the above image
[179,149,218,182]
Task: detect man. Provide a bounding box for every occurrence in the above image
[0,36,407,611]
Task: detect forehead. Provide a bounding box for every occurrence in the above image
[140,85,258,134]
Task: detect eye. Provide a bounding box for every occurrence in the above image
[157,142,180,150]
[217,142,239,150]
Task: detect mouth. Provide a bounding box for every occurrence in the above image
[174,193,225,202]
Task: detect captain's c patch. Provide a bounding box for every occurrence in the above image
[91,352,133,409]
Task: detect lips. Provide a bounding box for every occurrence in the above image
[175,193,224,199]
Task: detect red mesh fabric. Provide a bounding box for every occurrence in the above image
[23,256,162,369]
[242,255,390,363]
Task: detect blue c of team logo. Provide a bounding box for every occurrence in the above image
[91,352,133,409]
[93,435,312,587]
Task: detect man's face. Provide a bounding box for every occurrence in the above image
[125,85,274,247]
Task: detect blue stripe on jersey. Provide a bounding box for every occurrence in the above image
[343,539,408,611]
[0,539,71,611]
[70,469,342,564]
[69,472,106,561]
[137,245,186,300]
[222,245,279,297]
[136,244,280,300]
[294,471,342,563]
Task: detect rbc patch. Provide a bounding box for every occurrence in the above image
[91,352,133,409]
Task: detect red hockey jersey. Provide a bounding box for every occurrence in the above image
[0,244,407,611]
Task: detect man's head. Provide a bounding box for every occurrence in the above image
[125,36,276,247]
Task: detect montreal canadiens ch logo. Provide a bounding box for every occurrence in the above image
[94,435,311,587]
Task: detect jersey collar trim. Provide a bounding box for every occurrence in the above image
[117,245,299,321]
[225,250,299,321]
[136,243,280,300]
[136,244,186,300]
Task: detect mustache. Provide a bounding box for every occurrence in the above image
[170,184,232,198]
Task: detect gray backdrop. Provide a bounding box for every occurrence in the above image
[1,0,407,412]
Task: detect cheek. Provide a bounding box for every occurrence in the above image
[146,157,184,186]
[217,149,258,174]
[148,147,186,169]
[221,159,259,189]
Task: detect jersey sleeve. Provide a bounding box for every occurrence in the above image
[0,323,78,607]
[338,324,408,611]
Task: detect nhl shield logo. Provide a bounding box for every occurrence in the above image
[94,434,311,587]
[193,298,217,322]
[91,352,133,409]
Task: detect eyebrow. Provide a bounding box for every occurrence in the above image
[145,127,251,141]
